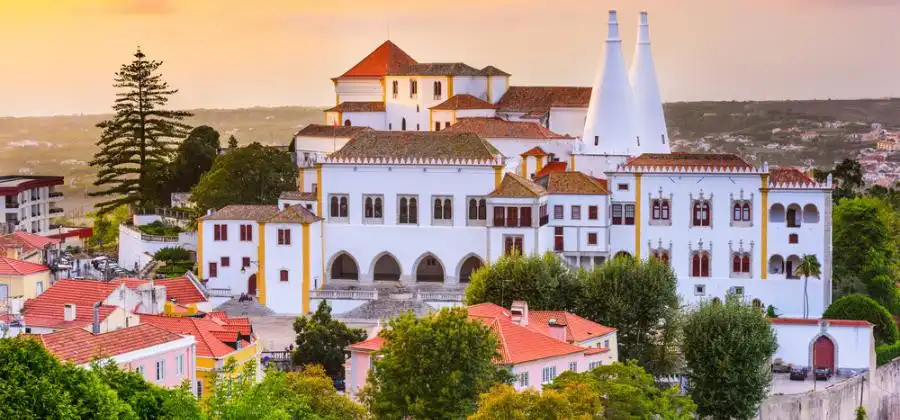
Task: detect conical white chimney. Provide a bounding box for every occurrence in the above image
[582,10,639,156]
[630,11,670,154]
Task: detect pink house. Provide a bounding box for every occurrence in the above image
[346,301,618,399]
[34,323,198,393]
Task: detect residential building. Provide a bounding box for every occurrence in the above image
[0,257,50,311]
[0,231,61,264]
[18,279,142,334]
[770,318,875,375]
[0,176,65,235]
[33,323,198,392]
[345,301,617,399]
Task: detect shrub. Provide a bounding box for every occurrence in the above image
[823,294,899,345]
[875,341,900,366]
[153,247,192,262]
[139,221,183,237]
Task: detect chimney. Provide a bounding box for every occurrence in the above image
[92,301,101,335]
[63,303,76,322]
[510,300,529,326]
[629,11,671,154]
[582,10,639,156]
[547,318,568,343]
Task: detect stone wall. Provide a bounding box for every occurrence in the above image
[759,357,900,420]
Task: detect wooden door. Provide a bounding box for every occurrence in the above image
[813,336,835,370]
[248,274,257,296]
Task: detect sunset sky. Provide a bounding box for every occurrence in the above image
[2,0,899,117]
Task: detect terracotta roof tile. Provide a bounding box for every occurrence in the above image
[625,152,752,169]
[295,124,373,138]
[329,131,499,162]
[770,167,815,184]
[388,62,483,76]
[21,279,122,329]
[199,205,278,221]
[37,324,186,365]
[480,65,510,76]
[0,231,59,251]
[535,171,609,195]
[534,161,568,178]
[349,336,384,352]
[496,86,592,112]
[0,257,49,275]
[140,314,251,358]
[521,146,548,157]
[430,94,495,111]
[262,205,320,224]
[528,311,616,343]
[337,40,417,79]
[443,118,571,139]
[112,277,147,289]
[155,277,207,304]
[325,102,386,113]
[489,173,547,198]
[279,191,317,201]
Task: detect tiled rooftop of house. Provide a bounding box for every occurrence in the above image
[349,335,384,352]
[770,167,816,184]
[480,65,510,76]
[199,205,279,221]
[294,124,373,138]
[388,62,485,76]
[0,231,60,251]
[325,101,386,113]
[444,118,571,139]
[495,86,592,113]
[624,152,752,169]
[279,191,318,201]
[534,161,568,178]
[336,40,417,79]
[21,279,120,329]
[430,94,495,111]
[536,171,610,195]
[528,310,617,343]
[489,173,547,198]
[140,313,253,358]
[520,146,548,157]
[0,257,49,276]
[329,131,499,162]
[262,204,320,224]
[36,323,187,365]
[112,276,208,305]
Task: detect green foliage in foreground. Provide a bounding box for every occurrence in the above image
[824,294,899,345]
[875,341,900,366]
[292,301,367,380]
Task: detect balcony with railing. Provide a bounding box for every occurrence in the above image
[49,207,64,214]
[310,289,378,300]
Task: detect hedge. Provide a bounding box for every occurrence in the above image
[876,341,900,366]
[823,294,899,345]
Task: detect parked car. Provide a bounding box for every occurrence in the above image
[814,367,833,381]
[332,378,346,392]
[789,366,808,381]
[772,360,792,374]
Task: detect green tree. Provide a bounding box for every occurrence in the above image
[280,365,368,419]
[92,361,204,420]
[682,296,777,420]
[88,204,131,249]
[547,362,695,420]
[832,197,900,313]
[170,126,221,194]
[228,135,239,149]
[292,301,367,380]
[796,254,821,318]
[576,257,682,376]
[0,337,133,418]
[465,253,580,311]
[469,383,602,420]
[89,48,192,214]
[362,307,504,420]
[190,143,297,212]
[823,294,899,345]
[813,158,863,203]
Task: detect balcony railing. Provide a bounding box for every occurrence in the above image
[206,288,233,298]
[415,291,464,302]
[310,290,377,300]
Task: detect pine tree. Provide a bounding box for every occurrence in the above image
[228,134,239,149]
[90,48,192,214]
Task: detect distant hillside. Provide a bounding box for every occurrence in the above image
[2,99,898,216]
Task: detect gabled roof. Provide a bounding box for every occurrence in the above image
[36,323,187,365]
[140,313,253,358]
[21,279,121,329]
[520,146,548,157]
[113,277,208,305]
[349,335,384,352]
[770,167,815,185]
[328,131,499,162]
[528,311,617,343]
[0,257,49,276]
[0,231,60,251]
[262,204,320,224]
[534,161,568,178]
[535,172,609,195]
[430,94,495,111]
[624,153,752,169]
[336,40,417,79]
[294,124,372,138]
[387,62,484,76]
[199,205,279,221]
[279,191,317,201]
[325,102,386,113]
[496,86,592,113]
[480,65,510,76]
[444,118,571,140]
[489,173,547,198]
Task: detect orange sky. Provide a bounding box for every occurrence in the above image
[2,0,899,117]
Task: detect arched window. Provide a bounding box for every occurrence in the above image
[652,200,661,219]
[652,250,670,265]
[374,197,383,218]
[787,204,801,228]
[399,197,409,223]
[732,255,741,273]
[742,255,751,273]
[692,201,711,227]
[409,197,418,223]
[692,252,710,277]
[661,200,670,220]
[344,119,351,126]
[662,252,669,265]
[443,199,452,220]
[339,197,348,217]
[330,196,339,217]
[409,80,418,98]
[401,118,407,131]
[434,198,443,220]
[468,199,478,220]
[433,81,442,99]
[742,203,751,221]
[732,203,741,221]
[365,197,373,218]
[478,199,487,220]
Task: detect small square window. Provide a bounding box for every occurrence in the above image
[571,205,581,220]
[694,284,706,296]
[588,205,598,220]
[221,257,230,267]
[587,232,598,245]
[789,233,799,244]
[553,205,564,220]
[617,183,629,191]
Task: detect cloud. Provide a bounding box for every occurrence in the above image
[108,0,174,15]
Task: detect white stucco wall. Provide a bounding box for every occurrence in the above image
[335,79,383,103]
[488,76,509,104]
[385,76,451,132]
[263,221,322,315]
[118,225,196,273]
[200,220,260,295]
[294,135,354,155]
[452,76,488,100]
[340,112,386,130]
[549,108,587,138]
[772,322,874,371]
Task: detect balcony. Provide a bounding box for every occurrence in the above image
[49,191,63,200]
[49,207,64,214]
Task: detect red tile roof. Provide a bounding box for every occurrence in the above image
[114,277,209,305]
[430,94,495,111]
[535,171,610,195]
[112,277,147,289]
[36,323,186,365]
[489,173,547,198]
[625,153,752,169]
[349,335,384,352]
[337,40,417,79]
[496,86,592,113]
[770,318,873,327]
[444,118,571,139]
[770,167,815,184]
[140,314,251,358]
[521,146,548,157]
[295,124,373,138]
[0,231,60,251]
[0,257,49,276]
[22,279,121,329]
[534,161,568,178]
[528,311,616,343]
[325,101,386,113]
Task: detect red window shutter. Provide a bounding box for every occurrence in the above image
[742,256,751,273]
[239,225,245,241]
[692,255,700,277]
[661,201,670,220]
[214,224,221,241]
[494,206,505,227]
[280,270,288,282]
[520,207,532,227]
[506,207,518,227]
[701,254,709,277]
[588,206,598,220]
[221,225,228,241]
[504,237,513,254]
[242,257,250,267]
[221,257,230,267]
[285,229,292,245]
[247,225,253,241]
[733,256,741,273]
[209,263,218,278]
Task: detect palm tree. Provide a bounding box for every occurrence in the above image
[796,254,822,318]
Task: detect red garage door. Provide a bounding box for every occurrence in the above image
[813,336,835,370]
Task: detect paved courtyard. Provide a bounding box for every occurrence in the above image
[769,372,849,395]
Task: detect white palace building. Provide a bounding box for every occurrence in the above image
[198,11,834,323]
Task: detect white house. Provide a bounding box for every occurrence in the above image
[770,318,875,375]
[0,176,65,236]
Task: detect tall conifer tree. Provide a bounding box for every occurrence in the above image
[90,48,192,214]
